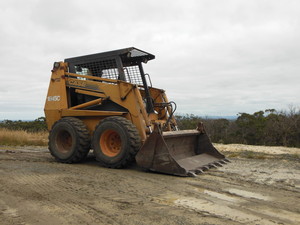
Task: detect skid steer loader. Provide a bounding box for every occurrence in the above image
[44,47,228,177]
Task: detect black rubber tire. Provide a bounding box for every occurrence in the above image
[48,117,90,163]
[92,116,141,168]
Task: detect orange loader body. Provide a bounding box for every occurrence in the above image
[44,47,228,176]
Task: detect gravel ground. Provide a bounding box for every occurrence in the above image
[0,144,299,225]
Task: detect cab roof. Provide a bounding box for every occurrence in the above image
[65,47,155,65]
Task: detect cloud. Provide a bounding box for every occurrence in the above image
[0,0,299,120]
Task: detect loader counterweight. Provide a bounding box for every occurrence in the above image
[44,47,228,176]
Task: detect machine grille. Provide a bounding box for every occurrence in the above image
[74,59,143,85]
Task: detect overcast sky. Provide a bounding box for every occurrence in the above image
[0,0,299,120]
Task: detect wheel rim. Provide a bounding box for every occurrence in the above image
[100,130,121,157]
[56,129,73,154]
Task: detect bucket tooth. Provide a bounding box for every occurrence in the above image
[202,166,210,171]
[187,171,197,177]
[209,164,218,169]
[219,160,227,164]
[196,169,204,174]
[215,162,223,167]
[224,158,231,163]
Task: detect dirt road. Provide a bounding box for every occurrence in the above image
[0,145,299,225]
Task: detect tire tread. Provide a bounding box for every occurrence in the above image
[94,116,141,168]
[48,117,90,163]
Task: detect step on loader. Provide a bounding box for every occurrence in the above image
[44,47,228,177]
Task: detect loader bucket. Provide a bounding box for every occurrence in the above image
[135,123,228,177]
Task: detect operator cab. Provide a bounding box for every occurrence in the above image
[65,47,155,112]
[65,47,155,85]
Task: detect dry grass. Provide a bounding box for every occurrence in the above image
[0,128,48,146]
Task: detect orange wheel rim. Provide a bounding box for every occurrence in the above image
[100,130,121,157]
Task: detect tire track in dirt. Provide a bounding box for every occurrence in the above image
[1,148,299,225]
[0,151,231,224]
[0,152,193,224]
[0,161,120,224]
[152,164,300,225]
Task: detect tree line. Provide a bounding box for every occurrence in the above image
[0,117,47,132]
[1,107,300,147]
[176,107,300,148]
